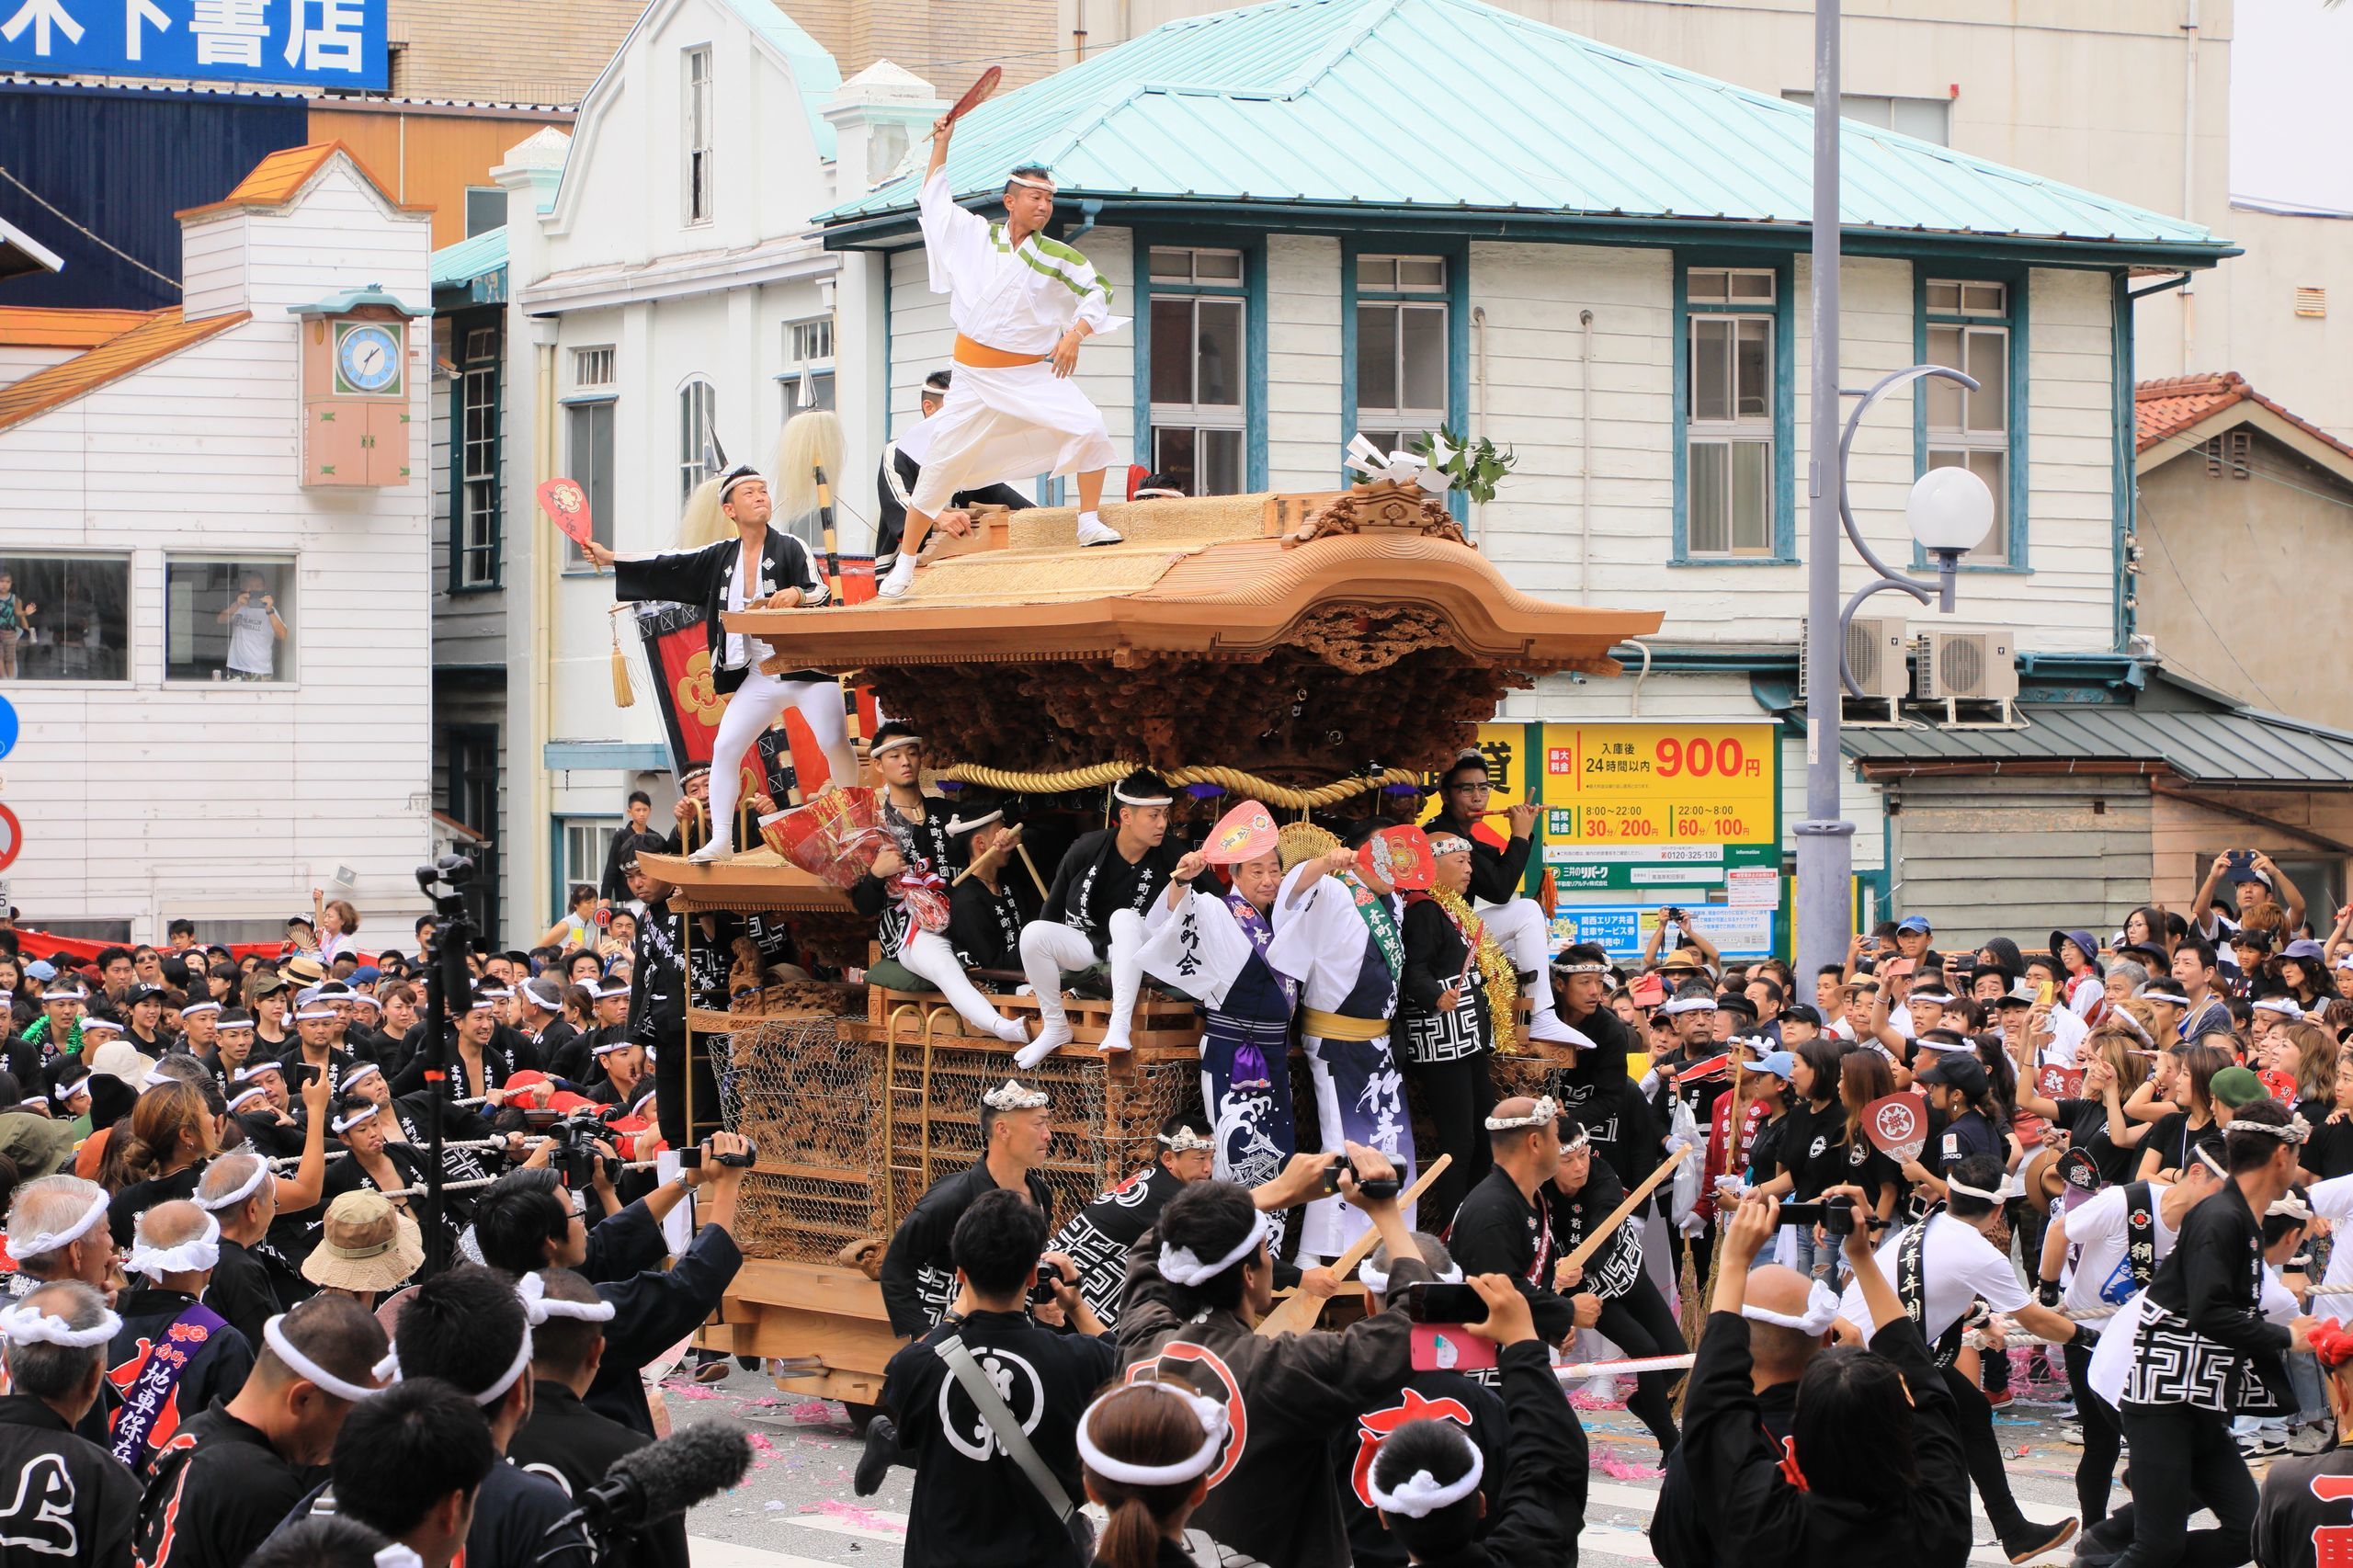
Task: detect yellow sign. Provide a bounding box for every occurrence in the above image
[1538,722,1776,846]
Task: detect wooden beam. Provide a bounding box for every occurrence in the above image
[2148,778,2353,856]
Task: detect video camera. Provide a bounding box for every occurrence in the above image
[1776,1199,1855,1239]
[543,1115,622,1190]
[1318,1155,1401,1201]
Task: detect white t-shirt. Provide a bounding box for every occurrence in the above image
[2060,1183,2178,1316]
[1836,1212,2029,1342]
[225,603,276,675]
[2311,1175,2353,1290]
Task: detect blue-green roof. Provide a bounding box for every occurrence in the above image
[820,0,2228,260]
[284,284,427,317]
[432,227,507,290]
[728,0,841,159]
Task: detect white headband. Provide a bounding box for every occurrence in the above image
[1159,1210,1270,1288]
[1426,834,1472,858]
[870,733,923,756]
[1484,1096,1558,1132]
[235,1062,283,1083]
[1947,1175,2007,1203]
[295,1006,337,1022]
[340,1062,382,1092]
[129,1212,222,1278]
[1358,1257,1463,1296]
[197,1158,273,1211]
[1662,995,1717,1016]
[39,988,85,1003]
[1156,1125,1215,1153]
[2195,1144,2230,1180]
[1112,783,1173,807]
[1075,1385,1228,1486]
[517,1272,617,1326]
[14,1097,40,1110]
[333,1103,381,1134]
[140,1066,177,1089]
[474,1324,535,1405]
[1552,962,1608,976]
[181,1002,222,1018]
[1741,1278,1842,1335]
[591,1037,636,1057]
[0,1300,120,1350]
[1367,1437,1485,1518]
[2235,1115,2313,1146]
[376,1546,426,1568]
[2271,1192,2314,1222]
[2255,997,2303,1017]
[1006,171,1056,191]
[982,1079,1049,1111]
[226,1087,268,1111]
[11,1192,109,1260]
[264,1314,385,1403]
[82,1019,121,1035]
[50,1073,90,1103]
[947,809,1004,834]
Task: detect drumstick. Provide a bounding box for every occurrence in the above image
[1256,1153,1452,1338]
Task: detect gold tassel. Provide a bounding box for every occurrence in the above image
[608,614,635,709]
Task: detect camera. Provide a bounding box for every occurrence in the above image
[678,1139,758,1170]
[1777,1199,1854,1238]
[1397,1281,1485,1323]
[1318,1155,1402,1201]
[544,1115,621,1189]
[1029,1262,1063,1305]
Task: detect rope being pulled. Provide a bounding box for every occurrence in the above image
[942,762,1421,812]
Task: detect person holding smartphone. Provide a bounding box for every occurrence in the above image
[217,573,286,680]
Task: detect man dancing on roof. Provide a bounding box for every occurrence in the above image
[878,109,1126,599]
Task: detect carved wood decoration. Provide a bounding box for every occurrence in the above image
[1281,479,1467,548]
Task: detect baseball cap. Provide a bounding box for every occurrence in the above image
[349,965,382,985]
[248,972,288,996]
[1994,979,2038,1008]
[1781,1004,1824,1028]
[2284,938,2327,963]
[1914,1051,1987,1097]
[1752,1051,1796,1082]
[125,983,165,1006]
[24,960,54,983]
[1896,915,1933,935]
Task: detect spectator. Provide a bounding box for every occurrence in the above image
[538,885,599,953]
[599,791,658,906]
[216,573,286,681]
[0,569,34,680]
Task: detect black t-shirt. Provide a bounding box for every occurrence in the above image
[108,1165,204,1247]
[2052,1097,2138,1187]
[1779,1101,1854,1202]
[2143,1110,2222,1176]
[2308,1117,2353,1181]
[134,1403,312,1568]
[1932,1108,1998,1176]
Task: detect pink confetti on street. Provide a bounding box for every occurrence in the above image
[804,1498,906,1535]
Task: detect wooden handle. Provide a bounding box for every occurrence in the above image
[1016,841,1050,902]
[1559,1144,1691,1273]
[1255,1153,1451,1338]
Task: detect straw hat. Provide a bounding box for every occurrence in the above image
[302,1190,425,1294]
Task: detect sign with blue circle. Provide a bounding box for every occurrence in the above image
[0,694,15,760]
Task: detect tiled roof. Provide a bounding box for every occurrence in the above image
[2134,371,2353,464]
[820,0,2229,263]
[0,307,156,349]
[175,142,430,222]
[0,309,249,434]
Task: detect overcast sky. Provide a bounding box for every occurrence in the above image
[2233,0,2353,212]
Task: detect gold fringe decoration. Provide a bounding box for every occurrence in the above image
[608,612,635,709]
[942,761,1420,813]
[1431,885,1518,1056]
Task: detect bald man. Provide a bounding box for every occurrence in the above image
[1649,1261,1832,1568]
[108,1199,255,1471]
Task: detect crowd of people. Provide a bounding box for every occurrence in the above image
[0,866,759,1568]
[825,744,2353,1568]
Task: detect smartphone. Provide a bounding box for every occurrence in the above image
[1396,1281,1486,1323]
[1409,1323,1498,1373]
[2035,980,2056,1007]
[1631,973,1666,1008]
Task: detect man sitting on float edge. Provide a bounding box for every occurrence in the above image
[881,1080,1056,1338]
[1017,767,1203,1067]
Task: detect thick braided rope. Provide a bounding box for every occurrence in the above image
[940,762,1421,812]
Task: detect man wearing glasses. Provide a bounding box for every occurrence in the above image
[1421,750,1587,1047]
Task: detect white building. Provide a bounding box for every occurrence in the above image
[0,145,437,946]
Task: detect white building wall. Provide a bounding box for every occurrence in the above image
[0,175,435,941]
[1266,233,1342,493]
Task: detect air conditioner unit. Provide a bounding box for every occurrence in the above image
[1798,616,1909,699]
[1915,628,2018,701]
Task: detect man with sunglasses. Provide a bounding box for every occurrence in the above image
[1421,751,1587,1047]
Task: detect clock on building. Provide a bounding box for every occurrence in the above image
[288,283,425,489]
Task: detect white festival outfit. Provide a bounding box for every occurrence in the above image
[887,168,1127,594]
[1266,859,1418,1257]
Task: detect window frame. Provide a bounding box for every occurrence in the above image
[1672,254,1796,565]
[677,376,719,506]
[451,319,502,594]
[463,186,506,239]
[1913,265,2031,574]
[553,814,623,921]
[776,314,836,416]
[683,45,715,228]
[0,551,133,686]
[1132,233,1267,498]
[560,395,617,576]
[163,553,299,686]
[1340,240,1468,510]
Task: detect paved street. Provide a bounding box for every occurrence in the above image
[676,1363,2111,1566]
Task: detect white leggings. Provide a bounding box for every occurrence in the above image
[1020,909,1148,1035]
[706,671,858,851]
[899,928,1016,1038]
[1477,896,1555,1005]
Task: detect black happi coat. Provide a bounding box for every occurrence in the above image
[0,1394,137,1568]
[879,1157,1056,1338]
[613,525,830,690]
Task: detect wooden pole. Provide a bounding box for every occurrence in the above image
[1256,1153,1452,1338]
[1558,1144,1693,1276]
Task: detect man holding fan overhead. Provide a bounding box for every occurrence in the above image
[878,85,1128,599]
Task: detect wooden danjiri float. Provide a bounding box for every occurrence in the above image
[639,480,1660,1414]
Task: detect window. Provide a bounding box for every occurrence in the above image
[165,558,294,683]
[683,47,714,225]
[564,402,616,566]
[573,346,615,390]
[678,379,718,503]
[464,187,505,238]
[558,817,621,913]
[456,324,501,589]
[780,316,835,413]
[1354,254,1449,457]
[1684,267,1778,557]
[1780,89,1949,145]
[0,554,130,682]
[1924,278,2014,564]
[1147,246,1247,495]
